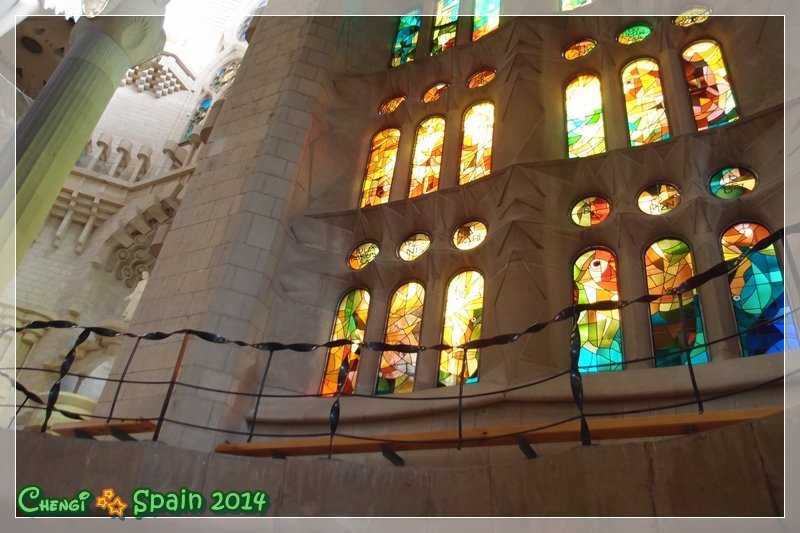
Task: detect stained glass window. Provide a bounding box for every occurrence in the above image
[562,0,593,11]
[377,282,425,394]
[622,58,670,146]
[379,95,406,115]
[722,223,785,357]
[391,10,422,67]
[398,233,432,261]
[563,39,596,60]
[431,0,460,56]
[359,128,400,208]
[409,116,446,198]
[565,74,605,158]
[645,239,708,367]
[210,60,241,93]
[237,1,267,42]
[573,249,624,372]
[637,184,681,215]
[467,68,496,89]
[616,23,652,45]
[709,167,758,199]
[321,289,370,396]
[422,83,449,103]
[673,7,711,27]
[682,40,738,131]
[439,271,484,387]
[459,101,494,184]
[348,242,379,270]
[181,96,213,142]
[571,196,610,227]
[472,0,500,41]
[453,220,488,250]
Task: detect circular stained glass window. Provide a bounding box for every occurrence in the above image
[637,184,681,215]
[709,167,758,200]
[563,38,597,61]
[571,196,611,227]
[452,221,488,250]
[348,242,380,270]
[379,95,406,115]
[617,23,652,45]
[467,69,496,89]
[422,83,449,103]
[673,7,711,27]
[398,233,432,262]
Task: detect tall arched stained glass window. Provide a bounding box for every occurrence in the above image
[431,0,460,56]
[321,289,370,396]
[472,0,500,41]
[645,239,708,367]
[573,249,624,372]
[359,128,400,208]
[439,271,484,387]
[622,59,670,146]
[682,40,738,131]
[377,282,425,394]
[721,222,785,356]
[566,74,606,158]
[181,96,213,142]
[459,102,494,184]
[409,116,446,197]
[391,10,422,67]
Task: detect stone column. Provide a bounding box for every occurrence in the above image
[16,15,165,262]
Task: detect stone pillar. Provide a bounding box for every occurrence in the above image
[16,15,166,262]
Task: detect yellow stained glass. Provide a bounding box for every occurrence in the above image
[472,0,500,41]
[709,167,758,199]
[439,271,484,387]
[359,128,400,208]
[570,196,610,227]
[459,102,494,184]
[379,95,406,115]
[398,233,431,262]
[562,0,592,11]
[673,7,711,27]
[376,282,425,394]
[566,74,605,158]
[348,242,379,270]
[467,68,496,89]
[210,60,241,93]
[637,184,681,215]
[623,58,670,146]
[409,116,446,197]
[422,83,449,103]
[682,40,738,130]
[453,220,488,250]
[321,289,370,396]
[431,0,460,56]
[563,39,596,60]
[616,23,652,45]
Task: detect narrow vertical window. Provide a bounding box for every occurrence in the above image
[359,128,401,208]
[573,249,624,372]
[472,0,500,41]
[682,40,738,130]
[431,0,460,56]
[721,223,785,356]
[439,271,484,387]
[377,282,425,394]
[321,289,370,396]
[181,96,213,142]
[409,116,446,197]
[459,102,494,184]
[645,239,708,367]
[565,74,606,158]
[391,10,422,67]
[622,58,670,146]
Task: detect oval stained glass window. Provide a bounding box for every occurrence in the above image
[673,7,711,27]
[637,184,681,215]
[379,95,406,115]
[422,82,449,103]
[617,23,652,45]
[467,68,496,89]
[571,196,611,227]
[563,38,596,60]
[709,167,758,199]
[398,233,432,262]
[452,221,488,250]
[348,242,380,269]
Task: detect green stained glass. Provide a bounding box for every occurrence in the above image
[348,242,379,270]
[709,167,758,199]
[623,58,670,146]
[391,10,422,67]
[571,196,610,227]
[359,128,400,208]
[321,289,370,396]
[431,0,460,56]
[682,40,738,131]
[377,282,425,394]
[573,249,624,371]
[409,116,446,197]
[645,239,708,367]
[565,74,605,158]
[459,102,494,184]
[562,0,592,11]
[439,271,484,387]
[472,0,500,41]
[617,23,652,45]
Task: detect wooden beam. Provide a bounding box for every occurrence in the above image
[51,419,156,438]
[215,406,783,458]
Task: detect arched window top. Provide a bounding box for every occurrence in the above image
[391,9,422,67]
[321,288,371,396]
[431,0,460,56]
[565,73,606,158]
[359,128,401,208]
[622,58,670,146]
[459,101,495,184]
[439,270,484,387]
[409,116,446,198]
[682,39,738,131]
[472,0,501,41]
[377,281,426,394]
[210,59,241,94]
[237,1,268,42]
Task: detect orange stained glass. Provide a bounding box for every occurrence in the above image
[565,74,605,158]
[452,220,488,250]
[472,0,500,41]
[321,289,370,396]
[422,83,449,103]
[682,40,738,131]
[439,271,484,387]
[563,39,597,60]
[459,102,494,184]
[348,242,379,270]
[398,233,431,261]
[431,0,460,56]
[359,128,400,208]
[673,7,711,27]
[571,196,610,227]
[376,282,425,394]
[623,58,670,146]
[379,95,406,115]
[467,68,496,89]
[409,116,446,198]
[637,184,681,215]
